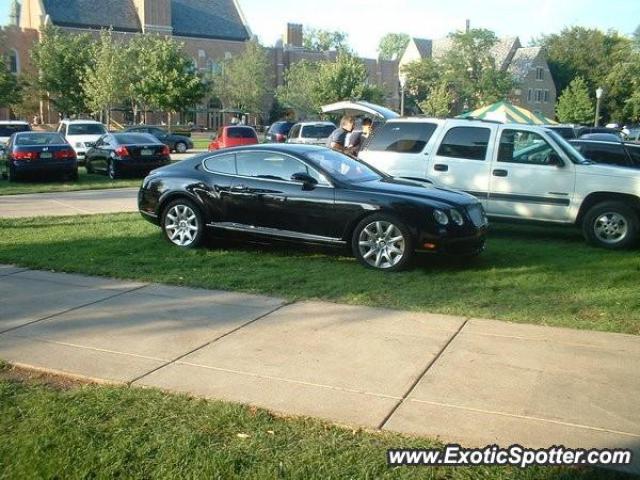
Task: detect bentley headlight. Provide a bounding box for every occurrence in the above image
[450,209,465,226]
[433,209,449,226]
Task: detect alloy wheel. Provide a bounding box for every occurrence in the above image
[358,221,406,269]
[164,204,199,247]
[593,212,629,245]
[176,142,187,153]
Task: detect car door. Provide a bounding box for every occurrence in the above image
[426,125,494,207]
[487,127,576,222]
[233,151,338,238]
[359,121,439,179]
[200,153,237,222]
[90,135,112,172]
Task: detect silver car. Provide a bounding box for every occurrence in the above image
[287,121,336,146]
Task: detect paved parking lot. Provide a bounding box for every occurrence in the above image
[1,265,638,474]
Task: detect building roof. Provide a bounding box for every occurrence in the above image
[171,0,250,41]
[41,0,251,41]
[490,36,520,70]
[412,38,432,58]
[42,0,142,32]
[508,46,543,80]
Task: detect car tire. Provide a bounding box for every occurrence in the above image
[68,169,79,181]
[175,142,187,153]
[107,160,119,180]
[7,165,18,182]
[351,214,414,271]
[582,201,639,250]
[161,198,205,249]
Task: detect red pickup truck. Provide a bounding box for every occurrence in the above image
[208,126,259,151]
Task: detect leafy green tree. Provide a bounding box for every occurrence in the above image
[303,28,348,52]
[556,77,594,124]
[214,39,271,117]
[419,81,455,117]
[276,60,323,118]
[126,35,206,128]
[378,33,410,61]
[440,29,515,113]
[0,57,20,109]
[31,25,93,116]
[83,30,127,126]
[402,58,440,113]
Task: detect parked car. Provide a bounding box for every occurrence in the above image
[57,120,107,163]
[1,131,77,182]
[124,126,194,153]
[138,144,488,271]
[287,121,336,146]
[541,124,577,140]
[578,133,622,142]
[265,121,295,143]
[0,121,31,148]
[569,139,640,168]
[576,126,623,139]
[208,126,258,151]
[359,117,640,250]
[85,133,170,179]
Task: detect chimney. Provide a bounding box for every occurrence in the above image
[465,19,470,33]
[284,23,303,48]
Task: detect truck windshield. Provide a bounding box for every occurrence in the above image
[547,130,591,164]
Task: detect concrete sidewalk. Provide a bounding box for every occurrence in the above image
[0,188,138,218]
[0,265,638,474]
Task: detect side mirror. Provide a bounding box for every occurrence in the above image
[548,152,564,167]
[291,172,318,188]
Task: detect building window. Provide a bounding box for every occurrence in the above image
[527,89,532,102]
[198,49,206,59]
[8,49,19,74]
[544,90,549,103]
[206,59,221,75]
[536,67,544,81]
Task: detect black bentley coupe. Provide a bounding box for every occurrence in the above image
[138,145,488,271]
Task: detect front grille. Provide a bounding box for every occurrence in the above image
[466,203,488,227]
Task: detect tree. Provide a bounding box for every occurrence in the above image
[276,60,323,118]
[419,81,455,117]
[378,33,410,61]
[303,28,348,52]
[127,35,206,127]
[556,77,594,124]
[401,58,440,113]
[0,57,20,109]
[31,25,93,116]
[276,53,386,118]
[83,30,127,126]
[214,39,270,117]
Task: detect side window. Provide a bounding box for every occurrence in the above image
[289,125,301,139]
[437,127,490,161]
[367,122,437,153]
[236,152,309,181]
[203,154,236,174]
[626,146,640,166]
[498,130,557,165]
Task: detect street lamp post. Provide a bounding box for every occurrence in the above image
[399,74,407,117]
[595,87,604,127]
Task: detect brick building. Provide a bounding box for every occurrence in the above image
[1,0,400,126]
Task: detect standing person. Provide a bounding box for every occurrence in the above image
[328,116,356,155]
[347,118,374,156]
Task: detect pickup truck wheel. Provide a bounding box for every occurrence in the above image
[352,214,414,271]
[582,201,639,250]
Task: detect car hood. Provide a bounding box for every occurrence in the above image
[352,177,478,207]
[576,162,640,178]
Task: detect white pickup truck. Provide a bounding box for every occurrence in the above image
[360,118,640,249]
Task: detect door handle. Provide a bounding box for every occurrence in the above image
[433,164,449,172]
[493,169,508,177]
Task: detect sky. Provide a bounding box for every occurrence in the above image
[1,0,639,58]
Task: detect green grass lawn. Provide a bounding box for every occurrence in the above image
[192,138,212,150]
[0,167,142,195]
[1,213,639,335]
[0,366,628,479]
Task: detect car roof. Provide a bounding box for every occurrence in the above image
[0,120,29,125]
[61,119,104,124]
[571,139,624,146]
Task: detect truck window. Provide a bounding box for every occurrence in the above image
[498,130,557,166]
[437,127,490,161]
[366,122,437,153]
